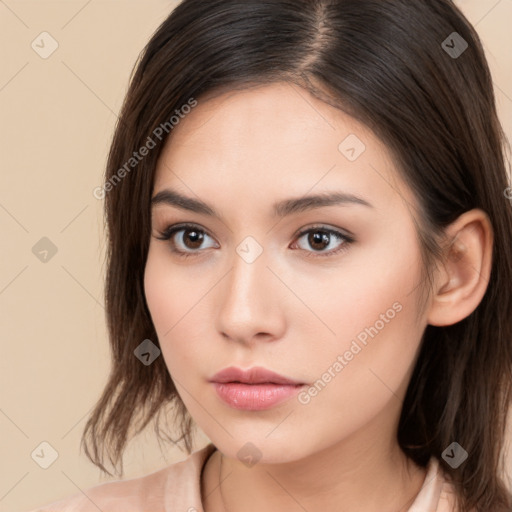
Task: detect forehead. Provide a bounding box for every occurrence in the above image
[153,82,417,218]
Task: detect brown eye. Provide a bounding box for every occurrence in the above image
[180,228,204,249]
[155,223,218,257]
[307,231,331,251]
[292,226,355,258]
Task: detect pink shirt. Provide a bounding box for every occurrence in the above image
[26,443,459,511]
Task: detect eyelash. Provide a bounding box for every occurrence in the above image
[154,222,355,259]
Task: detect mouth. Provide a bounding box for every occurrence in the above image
[228,381,303,385]
[211,381,305,411]
[209,366,307,411]
[209,365,305,386]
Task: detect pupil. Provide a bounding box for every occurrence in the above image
[184,229,203,249]
[309,231,328,250]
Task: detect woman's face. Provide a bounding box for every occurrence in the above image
[144,82,430,463]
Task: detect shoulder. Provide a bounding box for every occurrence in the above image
[431,461,477,512]
[23,443,217,512]
[407,456,467,512]
[437,480,460,512]
[437,480,478,512]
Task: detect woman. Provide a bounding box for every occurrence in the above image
[28,0,512,511]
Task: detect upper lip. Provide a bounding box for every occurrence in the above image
[209,366,304,385]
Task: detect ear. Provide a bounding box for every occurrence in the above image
[426,209,494,327]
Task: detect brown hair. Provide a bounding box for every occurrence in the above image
[82,1,512,510]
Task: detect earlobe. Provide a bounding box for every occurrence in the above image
[426,209,493,327]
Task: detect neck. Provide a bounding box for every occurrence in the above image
[201,427,427,512]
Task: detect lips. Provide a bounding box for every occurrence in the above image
[209,366,306,411]
[209,366,305,386]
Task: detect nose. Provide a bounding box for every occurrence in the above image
[215,244,287,346]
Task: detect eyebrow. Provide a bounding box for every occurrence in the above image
[151,188,374,219]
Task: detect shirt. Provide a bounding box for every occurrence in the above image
[26,442,459,511]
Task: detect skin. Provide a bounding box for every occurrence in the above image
[143,82,493,512]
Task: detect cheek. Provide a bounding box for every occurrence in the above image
[325,222,424,342]
[295,231,425,398]
[144,252,175,330]
[143,251,183,355]
[144,245,204,325]
[143,249,209,376]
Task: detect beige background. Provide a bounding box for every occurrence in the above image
[1,1,511,511]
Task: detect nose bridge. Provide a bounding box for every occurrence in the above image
[215,238,284,342]
[225,240,270,316]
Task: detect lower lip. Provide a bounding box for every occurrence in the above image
[212,382,305,411]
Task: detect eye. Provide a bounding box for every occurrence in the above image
[154,223,218,257]
[154,223,355,260]
[291,226,354,258]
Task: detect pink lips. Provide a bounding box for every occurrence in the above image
[209,366,306,411]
